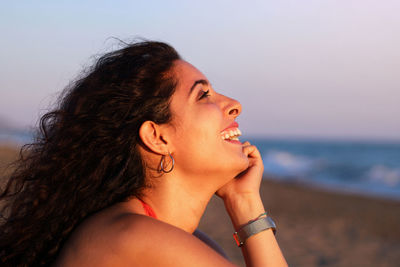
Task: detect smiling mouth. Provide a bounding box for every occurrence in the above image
[221,128,242,141]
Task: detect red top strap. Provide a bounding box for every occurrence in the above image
[138,198,157,219]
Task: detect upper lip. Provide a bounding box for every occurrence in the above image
[221,121,239,132]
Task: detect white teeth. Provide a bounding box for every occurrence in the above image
[221,128,242,140]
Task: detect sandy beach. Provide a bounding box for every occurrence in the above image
[198,179,400,266]
[0,143,20,183]
[1,143,400,266]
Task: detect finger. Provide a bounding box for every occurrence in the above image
[242,141,251,146]
[243,145,262,158]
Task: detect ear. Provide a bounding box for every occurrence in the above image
[139,121,170,155]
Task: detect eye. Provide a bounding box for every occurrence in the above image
[199,89,210,100]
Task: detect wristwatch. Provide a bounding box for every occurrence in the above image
[233,216,276,247]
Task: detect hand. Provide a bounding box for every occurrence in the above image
[216,141,264,201]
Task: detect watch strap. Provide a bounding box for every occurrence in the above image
[233,216,276,247]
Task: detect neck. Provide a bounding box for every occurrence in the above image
[134,171,218,233]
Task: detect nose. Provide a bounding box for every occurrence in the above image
[222,95,242,118]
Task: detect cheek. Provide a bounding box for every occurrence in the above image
[180,105,221,139]
[189,107,222,147]
[172,110,221,166]
[179,120,218,153]
[171,104,247,176]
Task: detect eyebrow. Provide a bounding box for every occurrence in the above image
[188,79,209,96]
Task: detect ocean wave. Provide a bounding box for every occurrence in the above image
[253,139,400,200]
[367,165,400,187]
[262,150,320,177]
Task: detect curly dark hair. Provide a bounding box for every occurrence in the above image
[0,41,181,266]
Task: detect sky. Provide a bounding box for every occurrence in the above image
[1,0,399,141]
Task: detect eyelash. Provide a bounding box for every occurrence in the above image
[199,89,210,100]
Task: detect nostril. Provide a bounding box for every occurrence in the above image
[229,108,239,116]
[223,96,242,117]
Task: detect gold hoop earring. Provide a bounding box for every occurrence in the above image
[160,152,174,173]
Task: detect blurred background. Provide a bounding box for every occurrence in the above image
[1,1,399,266]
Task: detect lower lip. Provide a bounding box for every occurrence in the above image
[224,139,242,145]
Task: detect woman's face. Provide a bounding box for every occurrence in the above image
[166,60,249,180]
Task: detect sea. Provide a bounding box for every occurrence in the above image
[1,130,400,201]
[247,137,400,201]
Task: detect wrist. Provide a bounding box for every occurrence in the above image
[233,215,276,247]
[223,193,266,230]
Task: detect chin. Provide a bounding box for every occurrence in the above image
[229,156,249,176]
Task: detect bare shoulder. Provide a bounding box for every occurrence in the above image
[56,211,236,267]
[109,214,236,266]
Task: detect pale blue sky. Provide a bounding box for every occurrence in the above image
[1,0,399,141]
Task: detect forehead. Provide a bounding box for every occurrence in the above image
[172,60,208,92]
[168,60,208,122]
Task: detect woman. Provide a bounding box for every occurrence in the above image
[0,41,287,266]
